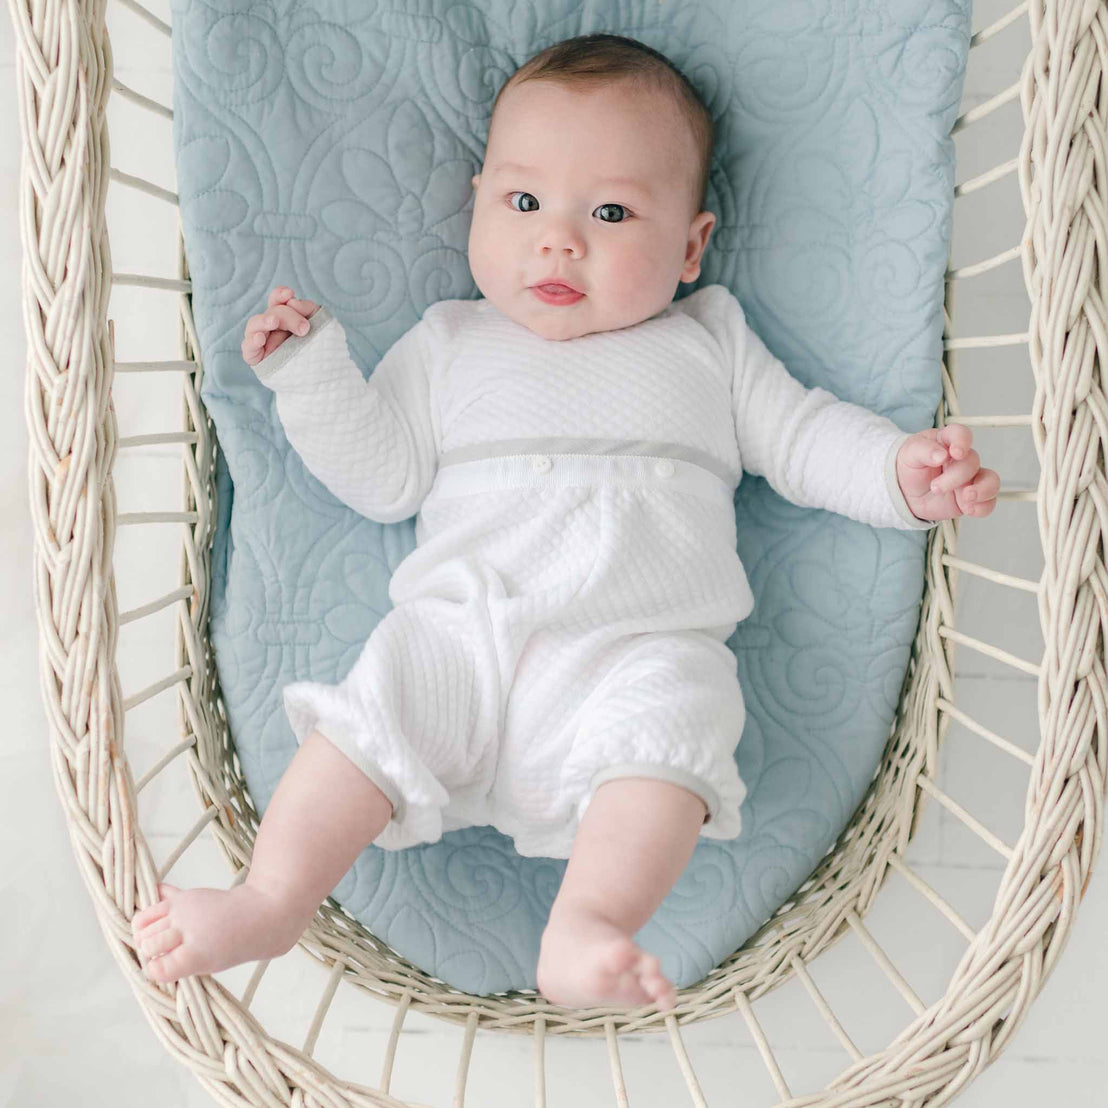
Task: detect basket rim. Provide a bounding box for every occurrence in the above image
[17,0,1108,1103]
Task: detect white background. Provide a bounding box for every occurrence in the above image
[2,1,1105,1105]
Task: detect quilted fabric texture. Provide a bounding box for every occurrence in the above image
[170,0,970,994]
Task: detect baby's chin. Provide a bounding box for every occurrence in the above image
[490,296,598,341]
[527,315,598,341]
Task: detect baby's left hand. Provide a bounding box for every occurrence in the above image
[896,424,1000,522]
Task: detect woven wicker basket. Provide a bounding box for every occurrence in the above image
[14,0,1108,1104]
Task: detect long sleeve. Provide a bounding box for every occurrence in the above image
[684,286,937,530]
[251,305,441,524]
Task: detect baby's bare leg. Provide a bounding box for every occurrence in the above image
[132,729,393,983]
[536,777,708,1010]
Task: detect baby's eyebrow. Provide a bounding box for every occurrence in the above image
[597,175,654,198]
[490,162,653,198]
[491,161,536,174]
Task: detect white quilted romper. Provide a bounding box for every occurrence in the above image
[252,284,935,859]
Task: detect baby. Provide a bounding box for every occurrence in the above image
[132,34,999,1010]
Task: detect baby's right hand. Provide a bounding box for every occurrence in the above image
[242,286,321,367]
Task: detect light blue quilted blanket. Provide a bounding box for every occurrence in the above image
[170,0,970,995]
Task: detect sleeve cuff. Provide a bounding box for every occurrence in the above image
[251,305,338,384]
[885,433,940,530]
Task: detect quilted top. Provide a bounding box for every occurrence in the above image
[254,288,937,535]
[171,0,970,993]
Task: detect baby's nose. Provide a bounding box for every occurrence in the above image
[537,220,585,257]
[540,238,584,258]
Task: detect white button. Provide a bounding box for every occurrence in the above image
[532,455,552,473]
[654,459,676,478]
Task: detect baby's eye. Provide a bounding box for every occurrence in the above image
[508,192,540,212]
[594,203,630,223]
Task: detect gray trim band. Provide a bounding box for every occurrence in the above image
[252,304,337,382]
[311,718,406,823]
[441,438,738,487]
[884,432,939,529]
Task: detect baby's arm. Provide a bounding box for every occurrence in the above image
[688,286,937,530]
[249,302,441,524]
[733,317,935,530]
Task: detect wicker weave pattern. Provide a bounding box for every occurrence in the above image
[13,0,1107,1103]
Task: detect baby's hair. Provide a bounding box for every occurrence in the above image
[489,33,714,217]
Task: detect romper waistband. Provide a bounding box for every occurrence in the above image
[429,451,737,511]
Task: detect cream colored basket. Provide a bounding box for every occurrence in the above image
[14,0,1108,1104]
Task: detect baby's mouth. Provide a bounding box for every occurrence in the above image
[531,283,586,305]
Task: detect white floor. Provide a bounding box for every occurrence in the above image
[2,1,1105,1106]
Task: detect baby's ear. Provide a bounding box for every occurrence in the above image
[471,173,481,190]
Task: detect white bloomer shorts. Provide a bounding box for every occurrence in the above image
[281,452,751,859]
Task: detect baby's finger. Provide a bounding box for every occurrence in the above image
[242,334,269,365]
[903,433,952,470]
[244,310,272,336]
[930,450,980,495]
[243,315,275,352]
[937,423,973,461]
[268,288,319,321]
[286,296,318,318]
[259,304,310,336]
[242,333,275,366]
[959,489,997,516]
[956,467,1000,507]
[241,317,282,365]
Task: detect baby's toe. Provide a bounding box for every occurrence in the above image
[614,973,655,1007]
[132,899,170,931]
[645,976,677,1011]
[595,940,656,1006]
[141,926,182,960]
[599,937,641,980]
[637,954,677,1010]
[144,949,189,983]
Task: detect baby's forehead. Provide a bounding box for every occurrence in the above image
[489,90,689,158]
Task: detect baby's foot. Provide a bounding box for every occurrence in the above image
[536,906,677,1011]
[131,882,305,983]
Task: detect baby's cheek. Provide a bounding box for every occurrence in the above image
[611,251,672,311]
[468,209,498,262]
[467,235,499,296]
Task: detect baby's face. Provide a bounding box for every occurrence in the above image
[468,80,716,341]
